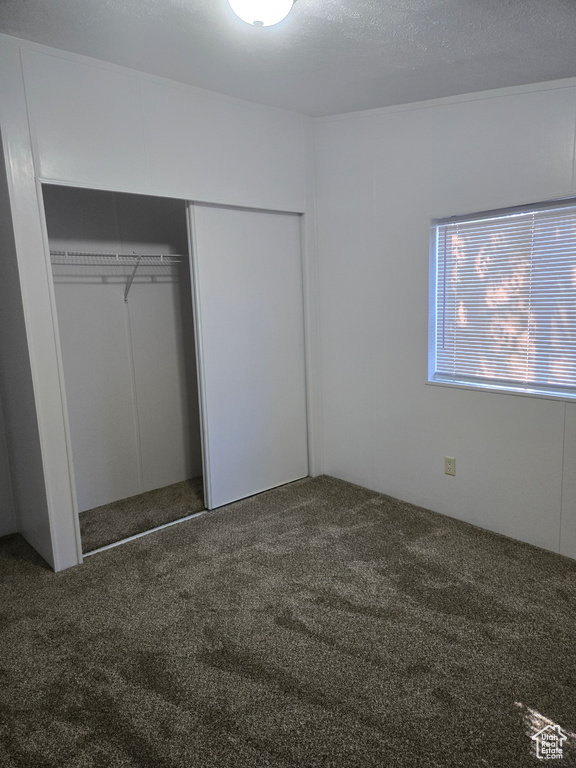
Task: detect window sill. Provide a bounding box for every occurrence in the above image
[426,377,576,403]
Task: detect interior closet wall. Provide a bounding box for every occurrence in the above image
[43,185,202,513]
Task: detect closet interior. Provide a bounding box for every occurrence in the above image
[43,185,204,553]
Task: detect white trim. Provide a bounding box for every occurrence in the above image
[426,379,576,404]
[0,42,66,569]
[82,508,208,557]
[427,190,576,224]
[559,402,567,553]
[299,212,316,477]
[314,77,576,123]
[36,178,307,216]
[35,180,84,566]
[301,123,323,477]
[187,203,213,510]
[572,97,576,193]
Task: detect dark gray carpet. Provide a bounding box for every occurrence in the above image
[79,477,205,553]
[1,475,576,767]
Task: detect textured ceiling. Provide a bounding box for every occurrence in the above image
[1,0,576,116]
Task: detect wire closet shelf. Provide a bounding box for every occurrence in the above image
[49,250,186,301]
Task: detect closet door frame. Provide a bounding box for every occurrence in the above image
[34,179,319,568]
[186,203,212,509]
[36,178,84,566]
[37,181,200,564]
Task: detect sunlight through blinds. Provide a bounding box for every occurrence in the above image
[433,201,576,398]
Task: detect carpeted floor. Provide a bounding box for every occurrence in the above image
[79,477,205,553]
[1,475,576,767]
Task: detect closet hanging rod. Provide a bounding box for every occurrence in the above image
[49,250,184,266]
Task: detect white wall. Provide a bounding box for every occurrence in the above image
[45,186,202,513]
[9,26,575,568]
[20,44,309,212]
[0,33,313,570]
[314,82,576,557]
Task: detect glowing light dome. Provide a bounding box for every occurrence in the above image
[228,0,294,26]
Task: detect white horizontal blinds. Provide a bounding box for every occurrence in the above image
[435,203,576,395]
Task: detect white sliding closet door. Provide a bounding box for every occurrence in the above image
[188,203,308,509]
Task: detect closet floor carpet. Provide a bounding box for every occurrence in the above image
[79,477,205,553]
[1,475,576,767]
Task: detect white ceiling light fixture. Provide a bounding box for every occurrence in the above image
[228,0,295,27]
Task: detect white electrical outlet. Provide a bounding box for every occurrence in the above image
[445,456,456,476]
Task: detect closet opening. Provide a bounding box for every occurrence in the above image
[42,184,204,554]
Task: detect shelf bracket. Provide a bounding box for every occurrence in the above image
[124,256,142,302]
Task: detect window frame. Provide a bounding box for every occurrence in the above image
[428,198,576,402]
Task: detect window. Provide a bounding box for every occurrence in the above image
[430,200,576,399]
